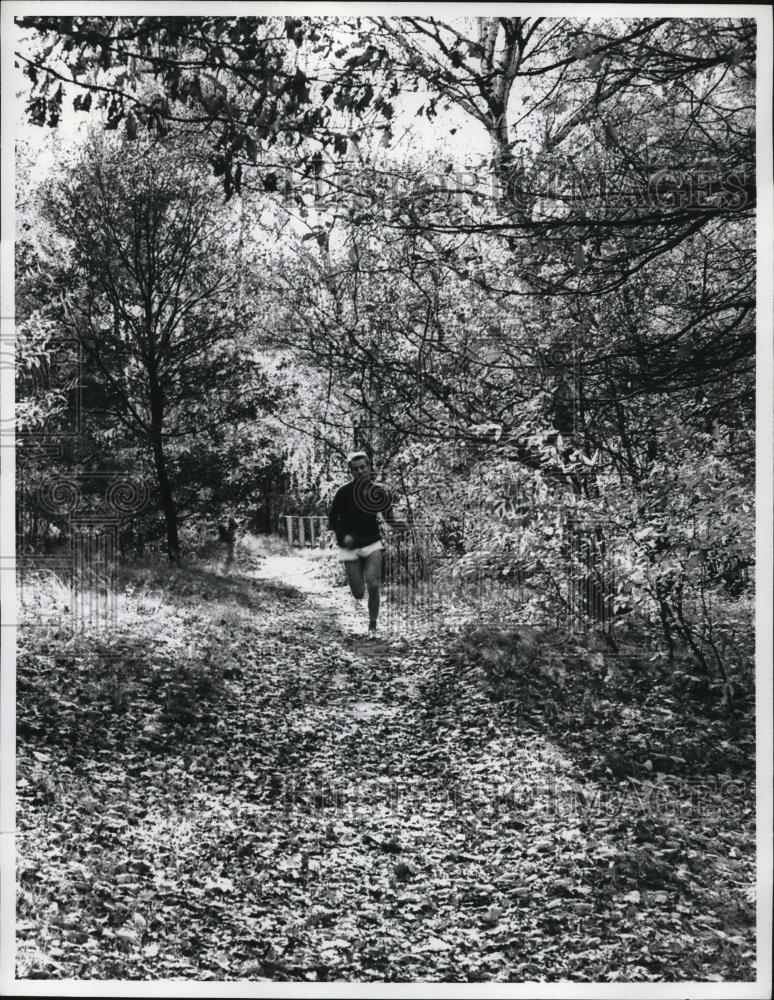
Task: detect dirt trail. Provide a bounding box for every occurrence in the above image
[240,549,606,980]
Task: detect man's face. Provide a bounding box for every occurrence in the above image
[349,457,370,480]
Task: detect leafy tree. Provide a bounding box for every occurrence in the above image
[26,133,276,559]
[17,16,755,273]
[362,16,755,288]
[14,15,384,200]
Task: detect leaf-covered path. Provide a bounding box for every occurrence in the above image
[17,545,756,982]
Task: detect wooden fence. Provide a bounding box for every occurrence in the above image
[279,514,329,548]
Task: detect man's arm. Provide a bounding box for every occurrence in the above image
[328,487,344,545]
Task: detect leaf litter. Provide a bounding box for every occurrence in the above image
[16,548,755,982]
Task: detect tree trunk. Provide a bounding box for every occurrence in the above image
[219,517,237,570]
[150,428,179,562]
[147,366,179,562]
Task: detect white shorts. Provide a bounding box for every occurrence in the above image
[337,540,383,562]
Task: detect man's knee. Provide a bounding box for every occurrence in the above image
[351,583,366,599]
[366,579,380,594]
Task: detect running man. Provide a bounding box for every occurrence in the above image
[328,451,406,637]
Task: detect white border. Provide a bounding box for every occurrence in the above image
[1,3,772,998]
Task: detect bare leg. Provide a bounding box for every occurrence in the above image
[364,550,383,627]
[343,559,365,600]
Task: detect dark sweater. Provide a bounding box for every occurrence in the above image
[328,479,394,547]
